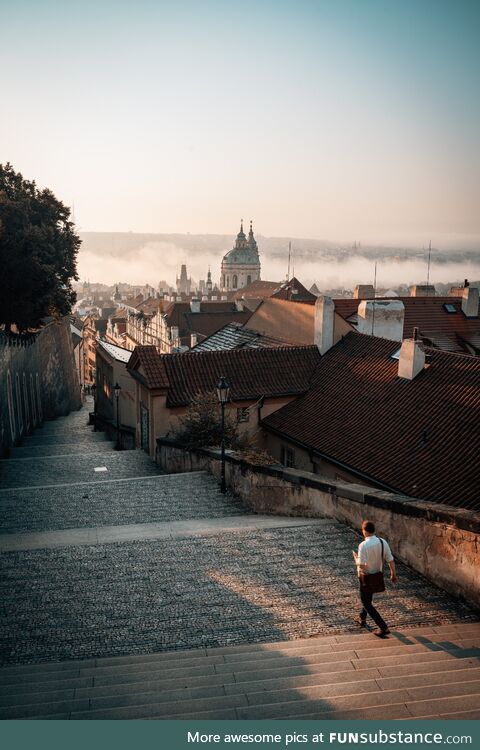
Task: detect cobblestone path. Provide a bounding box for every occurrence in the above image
[0,402,477,667]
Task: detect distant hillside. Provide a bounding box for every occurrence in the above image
[80,232,479,266]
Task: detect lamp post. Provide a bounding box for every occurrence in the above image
[216,376,230,494]
[114,382,121,450]
[91,383,97,431]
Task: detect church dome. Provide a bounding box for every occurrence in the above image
[222,220,259,266]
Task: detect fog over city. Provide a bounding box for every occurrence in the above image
[78,232,480,290]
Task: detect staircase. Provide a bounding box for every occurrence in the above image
[0,623,479,720]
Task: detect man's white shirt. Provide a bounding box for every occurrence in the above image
[358,535,393,574]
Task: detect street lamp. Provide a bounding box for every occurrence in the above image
[91,383,97,431]
[114,382,121,450]
[216,376,230,494]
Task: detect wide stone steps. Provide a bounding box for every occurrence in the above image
[23,432,108,446]
[1,623,479,720]
[0,450,164,489]
[9,442,116,458]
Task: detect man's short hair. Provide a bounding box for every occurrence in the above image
[362,520,375,533]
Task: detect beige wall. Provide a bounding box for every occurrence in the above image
[143,394,297,457]
[245,298,352,347]
[262,430,369,484]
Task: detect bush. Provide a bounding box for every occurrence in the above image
[174,391,239,450]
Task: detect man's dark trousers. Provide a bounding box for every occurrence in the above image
[359,589,388,631]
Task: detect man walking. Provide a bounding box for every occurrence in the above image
[353,520,397,638]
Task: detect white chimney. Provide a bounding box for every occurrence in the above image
[357,300,405,342]
[190,332,198,348]
[398,330,425,380]
[235,299,244,312]
[170,325,179,343]
[314,296,335,355]
[461,280,479,318]
[354,284,375,299]
[190,298,201,313]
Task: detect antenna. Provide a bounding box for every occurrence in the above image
[287,241,291,281]
[371,261,377,336]
[426,240,432,286]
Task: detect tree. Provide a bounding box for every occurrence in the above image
[0,163,80,332]
[174,391,239,450]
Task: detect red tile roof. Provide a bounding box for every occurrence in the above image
[263,332,480,511]
[333,296,480,354]
[128,346,169,389]
[271,277,317,303]
[128,345,321,406]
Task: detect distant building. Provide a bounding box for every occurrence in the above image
[221,221,261,292]
[176,264,192,295]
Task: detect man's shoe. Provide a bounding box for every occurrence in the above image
[354,617,367,627]
[373,628,390,638]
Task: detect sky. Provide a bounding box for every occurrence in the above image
[1,0,479,246]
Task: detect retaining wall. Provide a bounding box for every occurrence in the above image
[156,439,480,609]
[0,319,81,455]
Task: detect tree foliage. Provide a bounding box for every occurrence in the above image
[174,391,239,450]
[0,162,80,332]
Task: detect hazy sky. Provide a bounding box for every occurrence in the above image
[1,0,479,242]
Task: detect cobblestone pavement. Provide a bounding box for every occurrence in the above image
[0,473,246,534]
[0,524,476,665]
[0,450,164,488]
[0,403,477,666]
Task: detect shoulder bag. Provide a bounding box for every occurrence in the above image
[359,538,386,593]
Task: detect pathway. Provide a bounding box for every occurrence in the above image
[0,400,478,719]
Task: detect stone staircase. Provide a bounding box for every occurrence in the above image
[0,623,479,720]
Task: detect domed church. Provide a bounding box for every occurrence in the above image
[220,220,261,292]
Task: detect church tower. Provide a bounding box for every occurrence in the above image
[220,220,261,292]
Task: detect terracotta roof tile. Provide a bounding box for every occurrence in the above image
[128,345,321,405]
[333,296,480,355]
[263,332,480,510]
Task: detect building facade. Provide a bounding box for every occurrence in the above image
[221,221,261,292]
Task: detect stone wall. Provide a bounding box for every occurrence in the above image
[156,439,480,610]
[0,319,81,455]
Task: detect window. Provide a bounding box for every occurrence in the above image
[391,348,401,360]
[237,407,249,423]
[443,303,457,313]
[233,274,238,289]
[247,275,251,286]
[281,446,295,468]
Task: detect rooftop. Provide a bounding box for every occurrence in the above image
[192,322,293,351]
[263,332,480,510]
[128,345,321,406]
[334,296,480,355]
[98,340,132,363]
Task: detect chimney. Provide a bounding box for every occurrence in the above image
[398,329,425,380]
[314,296,335,355]
[221,294,228,301]
[357,300,405,342]
[461,280,479,318]
[190,298,201,313]
[190,332,198,348]
[235,299,244,312]
[354,284,375,299]
[170,325,179,343]
[410,284,435,297]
